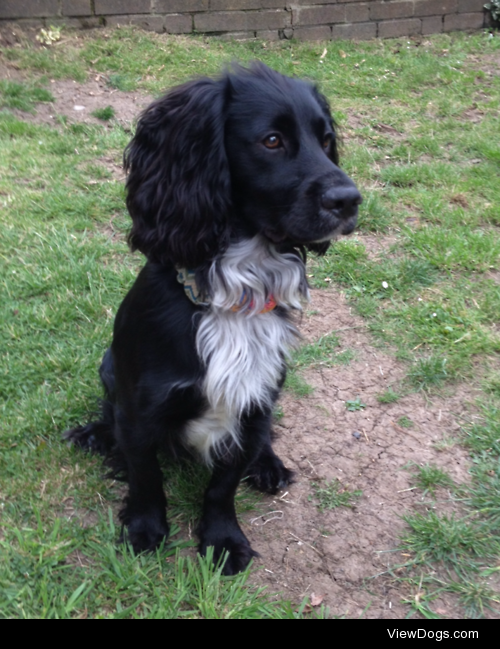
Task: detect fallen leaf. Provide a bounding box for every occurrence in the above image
[320,48,327,59]
[310,593,325,607]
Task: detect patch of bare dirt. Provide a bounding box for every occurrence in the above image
[242,288,477,618]
[0,24,43,49]
[0,52,152,127]
[467,51,500,79]
[10,76,153,129]
[354,232,400,260]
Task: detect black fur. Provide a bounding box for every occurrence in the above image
[66,62,361,575]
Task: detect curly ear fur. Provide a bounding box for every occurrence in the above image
[124,77,231,268]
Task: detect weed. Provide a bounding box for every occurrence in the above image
[345,397,366,411]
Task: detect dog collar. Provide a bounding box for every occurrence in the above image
[176,268,276,314]
[176,268,209,306]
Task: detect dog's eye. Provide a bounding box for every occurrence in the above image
[323,134,333,150]
[263,135,282,149]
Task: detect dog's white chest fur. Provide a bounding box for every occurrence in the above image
[184,237,308,462]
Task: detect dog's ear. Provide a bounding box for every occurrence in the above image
[124,77,231,268]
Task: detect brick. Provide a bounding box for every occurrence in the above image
[331,21,376,39]
[62,1,91,16]
[51,16,101,27]
[345,3,370,23]
[155,0,208,11]
[105,14,164,31]
[261,0,287,7]
[458,0,486,10]
[256,28,282,39]
[378,17,422,37]
[444,11,485,30]
[422,15,443,33]
[414,0,457,17]
[95,1,152,15]
[0,0,59,19]
[216,30,257,39]
[370,1,413,21]
[165,13,193,32]
[195,9,289,31]
[211,0,260,9]
[0,18,47,28]
[294,5,345,26]
[293,25,332,40]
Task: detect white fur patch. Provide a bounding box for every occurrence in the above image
[185,236,308,463]
[184,401,238,461]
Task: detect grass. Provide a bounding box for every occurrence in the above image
[284,332,356,395]
[1,25,500,618]
[0,508,314,619]
[0,80,54,112]
[91,106,116,121]
[311,479,362,512]
[412,463,454,495]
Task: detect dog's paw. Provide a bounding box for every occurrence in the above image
[120,509,170,554]
[246,452,294,495]
[198,525,258,576]
[64,422,113,456]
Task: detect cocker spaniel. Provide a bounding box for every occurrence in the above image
[67,62,361,575]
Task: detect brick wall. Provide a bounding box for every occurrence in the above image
[0,1,490,41]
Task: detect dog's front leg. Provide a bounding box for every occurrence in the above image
[118,439,170,554]
[197,408,272,575]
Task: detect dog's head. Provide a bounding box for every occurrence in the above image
[124,62,361,268]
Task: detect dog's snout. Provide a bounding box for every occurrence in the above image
[321,186,362,218]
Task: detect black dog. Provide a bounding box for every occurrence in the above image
[67,62,361,575]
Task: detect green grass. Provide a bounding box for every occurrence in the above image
[91,106,116,121]
[412,463,454,495]
[311,479,362,512]
[0,80,54,112]
[377,388,401,404]
[1,26,500,618]
[0,508,317,619]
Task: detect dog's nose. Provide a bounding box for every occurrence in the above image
[321,186,362,218]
